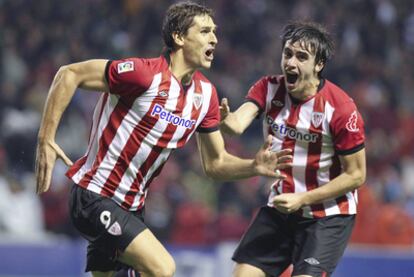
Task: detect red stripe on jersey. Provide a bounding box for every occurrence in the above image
[281,101,300,193]
[100,72,171,198]
[121,145,164,210]
[265,85,289,193]
[77,95,134,190]
[66,156,88,178]
[154,72,189,148]
[266,84,285,135]
[66,94,109,178]
[87,94,109,147]
[135,160,166,210]
[330,155,349,213]
[305,96,326,217]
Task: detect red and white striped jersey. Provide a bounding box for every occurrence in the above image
[66,56,220,211]
[247,75,365,218]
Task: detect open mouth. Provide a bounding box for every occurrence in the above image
[286,72,299,84]
[205,48,215,60]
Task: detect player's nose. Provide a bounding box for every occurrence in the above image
[210,32,218,45]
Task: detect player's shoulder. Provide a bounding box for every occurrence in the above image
[321,79,355,107]
[116,56,167,72]
[194,70,210,82]
[258,74,283,85]
[139,55,168,71]
[249,75,283,92]
[193,71,217,90]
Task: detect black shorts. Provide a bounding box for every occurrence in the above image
[232,206,355,277]
[69,185,147,272]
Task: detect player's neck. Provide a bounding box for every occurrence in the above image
[290,78,321,101]
[169,51,195,86]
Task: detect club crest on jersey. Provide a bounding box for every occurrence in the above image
[346,111,359,132]
[117,61,134,74]
[108,221,122,236]
[193,93,203,109]
[311,112,324,128]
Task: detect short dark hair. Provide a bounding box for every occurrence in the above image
[162,1,213,52]
[281,21,334,67]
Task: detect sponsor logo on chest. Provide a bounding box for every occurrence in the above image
[266,115,319,143]
[151,104,196,129]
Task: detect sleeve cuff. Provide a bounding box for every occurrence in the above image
[196,125,219,133]
[105,60,112,90]
[244,98,263,118]
[336,143,365,156]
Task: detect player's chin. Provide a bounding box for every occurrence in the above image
[200,61,212,69]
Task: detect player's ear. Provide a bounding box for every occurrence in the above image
[172,32,185,47]
[315,60,324,74]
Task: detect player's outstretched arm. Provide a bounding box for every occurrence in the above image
[36,59,109,194]
[197,132,292,180]
[220,99,259,136]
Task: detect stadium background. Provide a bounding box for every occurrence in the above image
[1,0,414,276]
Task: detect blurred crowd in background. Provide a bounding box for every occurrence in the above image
[1,0,414,247]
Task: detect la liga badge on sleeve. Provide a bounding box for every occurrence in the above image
[117,61,134,74]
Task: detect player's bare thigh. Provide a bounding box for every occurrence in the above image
[119,229,176,276]
[233,263,267,277]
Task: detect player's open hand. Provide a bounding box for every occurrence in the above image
[35,140,73,194]
[253,135,292,179]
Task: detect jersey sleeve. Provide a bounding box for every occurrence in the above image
[330,101,365,155]
[197,86,220,133]
[105,58,153,97]
[245,77,268,112]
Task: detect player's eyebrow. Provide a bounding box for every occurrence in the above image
[201,25,218,31]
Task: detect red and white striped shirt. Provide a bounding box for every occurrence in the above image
[247,75,365,218]
[66,56,220,211]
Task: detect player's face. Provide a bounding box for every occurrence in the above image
[181,15,217,69]
[281,40,323,95]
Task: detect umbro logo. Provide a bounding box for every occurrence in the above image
[272,100,284,107]
[304,257,320,265]
[158,91,168,97]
